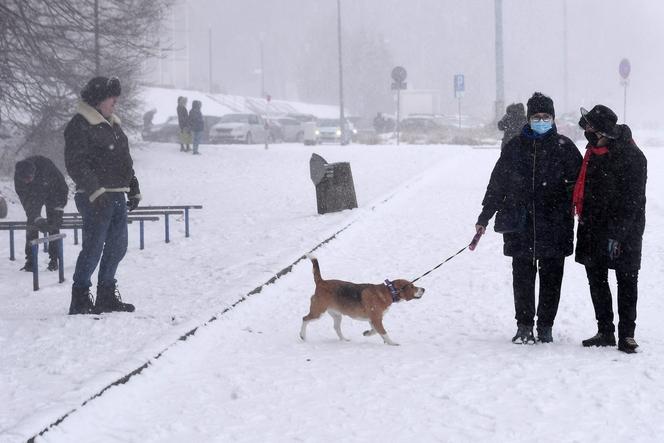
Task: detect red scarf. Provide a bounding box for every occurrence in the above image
[573,145,609,217]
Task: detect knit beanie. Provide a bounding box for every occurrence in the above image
[15,159,36,181]
[81,76,121,107]
[526,92,555,119]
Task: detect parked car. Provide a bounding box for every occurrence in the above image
[143,115,221,143]
[399,115,443,133]
[209,113,269,144]
[276,117,304,142]
[317,118,355,144]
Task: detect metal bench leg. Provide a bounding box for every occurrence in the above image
[43,232,48,252]
[185,207,190,238]
[32,244,39,291]
[9,229,15,261]
[165,214,170,243]
[74,227,79,245]
[140,220,145,250]
[58,238,65,283]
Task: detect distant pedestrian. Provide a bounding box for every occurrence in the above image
[142,108,157,132]
[177,96,191,152]
[189,100,204,155]
[475,92,582,344]
[0,194,7,219]
[64,76,141,315]
[574,105,647,354]
[13,156,68,272]
[497,103,527,150]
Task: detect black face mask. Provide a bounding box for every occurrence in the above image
[585,131,600,146]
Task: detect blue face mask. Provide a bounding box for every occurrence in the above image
[530,120,553,134]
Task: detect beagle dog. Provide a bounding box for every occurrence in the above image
[299,256,425,346]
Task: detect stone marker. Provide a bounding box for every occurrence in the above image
[309,153,358,215]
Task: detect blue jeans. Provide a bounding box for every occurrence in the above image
[192,131,203,152]
[73,192,128,288]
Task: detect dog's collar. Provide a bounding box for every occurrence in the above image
[384,279,400,303]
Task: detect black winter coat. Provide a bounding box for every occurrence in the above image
[477,125,583,259]
[64,102,137,200]
[14,155,68,222]
[575,125,647,271]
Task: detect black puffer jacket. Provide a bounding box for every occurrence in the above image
[477,125,582,258]
[575,125,647,271]
[64,102,138,201]
[189,100,204,132]
[14,155,68,221]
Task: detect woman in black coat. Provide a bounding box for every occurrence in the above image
[574,105,647,354]
[475,92,582,344]
[497,102,527,150]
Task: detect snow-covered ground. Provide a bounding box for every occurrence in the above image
[1,138,663,442]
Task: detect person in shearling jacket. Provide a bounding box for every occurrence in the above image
[64,76,141,315]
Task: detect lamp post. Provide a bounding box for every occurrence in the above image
[494,0,504,122]
[260,32,266,97]
[337,0,346,145]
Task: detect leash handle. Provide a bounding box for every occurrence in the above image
[468,231,483,251]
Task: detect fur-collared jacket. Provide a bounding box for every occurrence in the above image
[64,101,140,202]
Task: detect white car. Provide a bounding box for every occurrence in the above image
[276,117,304,142]
[317,118,355,145]
[209,113,268,144]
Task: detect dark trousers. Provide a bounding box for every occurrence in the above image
[512,256,565,328]
[72,193,128,289]
[585,266,638,339]
[25,206,62,262]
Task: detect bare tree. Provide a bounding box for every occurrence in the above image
[0,0,171,169]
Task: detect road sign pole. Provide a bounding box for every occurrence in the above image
[623,81,628,124]
[458,97,461,128]
[397,89,401,146]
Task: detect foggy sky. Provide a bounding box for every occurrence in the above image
[151,0,664,127]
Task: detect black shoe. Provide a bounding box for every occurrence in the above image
[537,326,553,343]
[68,287,97,315]
[95,285,135,313]
[20,261,34,272]
[512,324,536,344]
[47,258,58,271]
[582,331,616,347]
[618,337,639,354]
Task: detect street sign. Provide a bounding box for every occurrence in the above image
[391,66,407,83]
[619,58,631,80]
[454,74,465,98]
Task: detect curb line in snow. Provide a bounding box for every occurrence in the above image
[26,220,355,442]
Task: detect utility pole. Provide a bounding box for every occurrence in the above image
[260,33,266,97]
[337,0,346,145]
[494,0,504,122]
[208,27,212,93]
[94,0,100,75]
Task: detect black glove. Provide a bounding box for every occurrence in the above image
[127,196,140,211]
[33,217,50,233]
[608,238,622,260]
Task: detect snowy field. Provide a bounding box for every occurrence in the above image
[1,138,663,442]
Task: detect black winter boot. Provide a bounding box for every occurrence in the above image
[95,285,135,313]
[69,287,97,315]
[582,331,616,347]
[20,260,34,272]
[512,324,536,344]
[618,337,639,354]
[537,326,553,343]
[47,257,59,271]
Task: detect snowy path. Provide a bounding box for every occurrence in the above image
[17,144,664,442]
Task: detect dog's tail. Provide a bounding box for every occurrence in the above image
[307,254,322,284]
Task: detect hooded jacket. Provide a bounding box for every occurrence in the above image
[189,100,204,132]
[477,124,582,259]
[497,103,527,149]
[64,101,139,202]
[575,125,647,271]
[14,155,68,222]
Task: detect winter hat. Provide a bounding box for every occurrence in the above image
[506,102,525,116]
[526,92,555,119]
[81,76,121,107]
[15,159,36,181]
[192,100,202,109]
[579,105,618,135]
